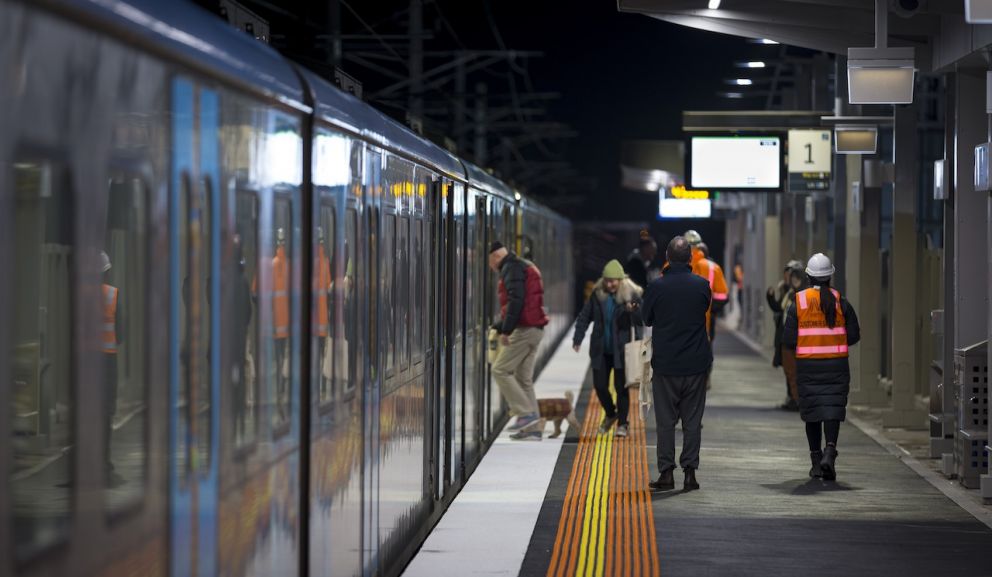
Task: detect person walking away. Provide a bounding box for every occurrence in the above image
[626,230,658,289]
[489,241,549,440]
[783,253,861,481]
[642,237,712,492]
[767,260,805,411]
[572,260,643,438]
[733,262,744,314]
[100,251,124,480]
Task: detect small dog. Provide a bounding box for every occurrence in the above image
[537,390,581,438]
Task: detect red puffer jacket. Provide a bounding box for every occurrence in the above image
[495,253,549,334]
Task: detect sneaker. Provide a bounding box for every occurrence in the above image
[508,413,539,431]
[615,424,629,438]
[509,430,542,441]
[598,414,618,434]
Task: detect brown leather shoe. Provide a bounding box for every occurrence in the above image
[683,467,700,491]
[649,468,675,491]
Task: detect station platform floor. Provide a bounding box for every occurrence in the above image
[403,329,992,577]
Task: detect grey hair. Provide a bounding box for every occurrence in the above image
[666,236,692,265]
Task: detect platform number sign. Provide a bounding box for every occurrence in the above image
[788,130,832,174]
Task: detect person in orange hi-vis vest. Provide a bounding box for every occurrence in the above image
[783,253,861,482]
[683,231,728,342]
[100,251,124,478]
[313,227,332,398]
[271,228,291,419]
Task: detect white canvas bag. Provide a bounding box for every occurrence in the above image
[623,326,652,388]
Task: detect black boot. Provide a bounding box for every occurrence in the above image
[809,451,823,478]
[649,468,675,491]
[683,467,700,491]
[820,445,838,481]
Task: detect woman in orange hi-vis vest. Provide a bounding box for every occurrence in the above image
[783,253,861,481]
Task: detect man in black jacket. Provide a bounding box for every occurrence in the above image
[642,236,712,492]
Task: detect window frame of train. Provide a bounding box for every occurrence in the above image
[6,151,77,565]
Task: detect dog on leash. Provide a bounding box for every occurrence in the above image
[536,390,581,438]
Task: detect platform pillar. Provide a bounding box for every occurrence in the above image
[848,155,886,406]
[884,101,927,428]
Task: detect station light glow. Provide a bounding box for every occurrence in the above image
[759,39,779,45]
[659,197,712,219]
[733,79,753,86]
[670,185,710,199]
[707,0,721,9]
[719,92,745,99]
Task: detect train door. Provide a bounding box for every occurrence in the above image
[169,77,221,577]
[362,147,382,576]
[431,178,453,500]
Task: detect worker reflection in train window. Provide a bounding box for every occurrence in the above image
[228,234,252,443]
[100,251,124,482]
[782,253,861,481]
[314,226,332,400]
[571,259,643,439]
[488,241,549,441]
[272,227,291,422]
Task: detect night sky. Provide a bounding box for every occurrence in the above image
[211,0,772,221]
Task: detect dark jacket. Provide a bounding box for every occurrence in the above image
[782,288,862,422]
[626,250,649,289]
[572,278,644,370]
[766,281,788,366]
[642,263,712,376]
[494,252,549,334]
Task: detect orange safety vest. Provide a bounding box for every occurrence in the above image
[313,245,331,337]
[691,249,728,338]
[102,284,118,354]
[273,245,290,339]
[795,287,848,359]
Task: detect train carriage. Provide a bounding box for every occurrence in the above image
[0,1,573,576]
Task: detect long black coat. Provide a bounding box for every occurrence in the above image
[572,278,643,370]
[782,290,861,422]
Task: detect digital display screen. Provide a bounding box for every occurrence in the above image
[689,136,782,190]
[658,197,712,219]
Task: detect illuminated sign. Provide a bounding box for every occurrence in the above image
[670,185,710,199]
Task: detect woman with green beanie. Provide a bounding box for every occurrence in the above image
[572,259,644,437]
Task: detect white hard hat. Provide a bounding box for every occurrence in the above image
[100,251,112,273]
[683,230,703,245]
[805,253,835,278]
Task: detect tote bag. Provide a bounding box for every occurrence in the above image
[623,328,652,388]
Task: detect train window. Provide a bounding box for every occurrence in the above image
[398,215,410,368]
[316,203,335,406]
[232,191,259,450]
[382,212,395,374]
[103,171,150,516]
[343,208,358,394]
[268,197,292,434]
[8,160,74,560]
[412,217,424,359]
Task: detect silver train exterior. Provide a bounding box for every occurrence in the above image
[0,1,574,576]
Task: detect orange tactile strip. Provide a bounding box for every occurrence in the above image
[546,377,660,577]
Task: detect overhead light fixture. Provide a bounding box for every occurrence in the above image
[847,0,916,104]
[718,92,745,99]
[759,38,779,45]
[834,125,878,154]
[736,61,766,69]
[965,0,992,23]
[707,0,721,9]
[733,78,753,86]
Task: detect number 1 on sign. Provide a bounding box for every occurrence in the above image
[804,143,813,164]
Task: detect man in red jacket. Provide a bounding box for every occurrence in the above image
[489,241,549,440]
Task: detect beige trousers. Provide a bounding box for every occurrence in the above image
[492,326,544,416]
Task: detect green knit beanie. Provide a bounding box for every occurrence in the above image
[602,259,625,280]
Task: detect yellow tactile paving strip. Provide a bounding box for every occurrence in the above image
[547,379,660,577]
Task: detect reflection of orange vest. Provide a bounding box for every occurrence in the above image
[313,245,331,337]
[795,287,848,359]
[273,245,289,339]
[102,284,118,354]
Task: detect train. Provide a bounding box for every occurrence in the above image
[0,1,573,576]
